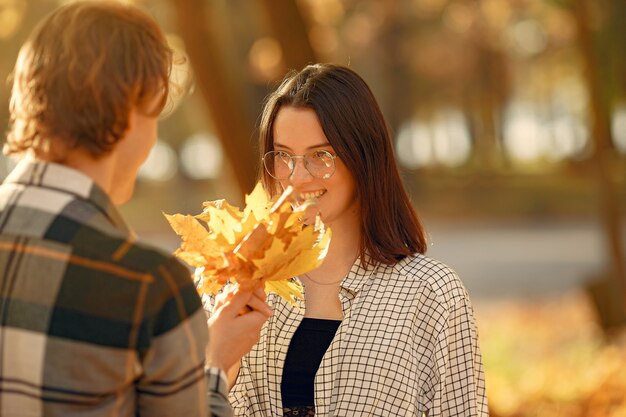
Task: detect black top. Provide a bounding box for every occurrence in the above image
[281,318,341,408]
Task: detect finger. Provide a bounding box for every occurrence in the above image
[245,295,272,318]
[219,288,254,317]
[235,310,271,331]
[252,285,267,301]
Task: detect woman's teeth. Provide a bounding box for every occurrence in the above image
[300,190,325,200]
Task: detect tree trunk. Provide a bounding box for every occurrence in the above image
[573,0,626,305]
[169,0,257,194]
[258,0,317,71]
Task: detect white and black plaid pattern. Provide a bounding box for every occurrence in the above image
[203,254,488,416]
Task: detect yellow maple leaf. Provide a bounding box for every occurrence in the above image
[164,183,331,305]
[243,181,272,220]
[163,213,225,267]
[265,279,303,307]
[197,200,243,246]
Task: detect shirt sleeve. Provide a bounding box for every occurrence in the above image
[135,258,232,417]
[206,367,234,417]
[200,286,240,416]
[433,295,489,417]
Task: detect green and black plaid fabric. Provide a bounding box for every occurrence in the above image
[0,160,230,417]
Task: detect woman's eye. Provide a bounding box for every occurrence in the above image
[321,151,336,161]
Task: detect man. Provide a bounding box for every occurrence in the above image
[0,2,270,416]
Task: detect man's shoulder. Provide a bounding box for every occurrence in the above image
[72,226,191,280]
[0,182,188,280]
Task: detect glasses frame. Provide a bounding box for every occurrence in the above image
[262,149,338,180]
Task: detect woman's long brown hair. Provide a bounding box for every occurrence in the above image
[259,64,427,267]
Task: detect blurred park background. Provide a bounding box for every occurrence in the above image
[1,0,626,415]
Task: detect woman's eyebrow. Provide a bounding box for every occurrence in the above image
[273,142,332,151]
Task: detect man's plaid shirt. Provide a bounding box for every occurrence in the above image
[0,160,230,417]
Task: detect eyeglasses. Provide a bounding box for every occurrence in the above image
[262,149,337,180]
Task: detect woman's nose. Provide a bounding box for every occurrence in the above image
[289,157,312,183]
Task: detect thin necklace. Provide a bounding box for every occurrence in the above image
[302,273,344,286]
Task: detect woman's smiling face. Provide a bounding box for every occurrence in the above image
[272,106,360,228]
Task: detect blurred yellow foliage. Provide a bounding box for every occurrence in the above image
[478,292,626,417]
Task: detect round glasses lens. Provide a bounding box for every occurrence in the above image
[305,150,335,179]
[264,151,292,179]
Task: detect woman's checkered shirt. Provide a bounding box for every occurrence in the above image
[204,254,488,416]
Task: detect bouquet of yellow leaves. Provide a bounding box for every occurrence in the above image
[164,183,331,305]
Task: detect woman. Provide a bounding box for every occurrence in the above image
[217,64,487,416]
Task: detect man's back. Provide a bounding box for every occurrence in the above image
[0,160,210,416]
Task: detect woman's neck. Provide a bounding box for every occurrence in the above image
[310,214,361,281]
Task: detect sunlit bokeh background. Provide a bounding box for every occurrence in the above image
[1,1,625,416]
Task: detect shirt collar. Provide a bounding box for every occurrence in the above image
[341,255,376,294]
[341,254,419,294]
[4,159,132,235]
